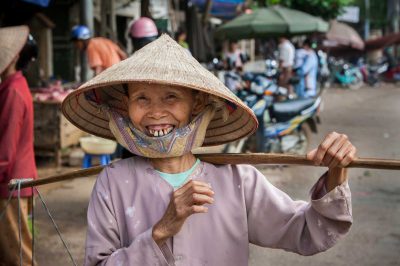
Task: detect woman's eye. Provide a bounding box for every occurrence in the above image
[166,94,177,100]
[135,96,149,103]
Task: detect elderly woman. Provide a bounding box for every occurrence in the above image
[62,35,356,266]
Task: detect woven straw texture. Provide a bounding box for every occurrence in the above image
[62,34,258,146]
[0,26,29,74]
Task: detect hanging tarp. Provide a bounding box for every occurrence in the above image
[21,0,51,8]
[191,0,245,19]
[365,33,400,51]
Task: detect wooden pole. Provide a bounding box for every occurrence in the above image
[8,153,400,190]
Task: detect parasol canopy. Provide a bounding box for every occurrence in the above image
[216,6,329,40]
[325,20,364,50]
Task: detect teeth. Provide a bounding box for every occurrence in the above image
[148,127,174,137]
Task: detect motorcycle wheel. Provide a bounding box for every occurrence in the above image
[348,73,364,90]
[281,123,311,155]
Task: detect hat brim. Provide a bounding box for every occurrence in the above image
[62,80,258,146]
[62,34,258,146]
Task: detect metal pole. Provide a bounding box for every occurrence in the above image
[394,0,399,57]
[80,0,94,82]
[364,0,370,40]
[393,0,399,33]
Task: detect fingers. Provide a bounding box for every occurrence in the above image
[312,132,357,169]
[175,180,213,197]
[172,180,215,219]
[179,181,214,205]
[174,199,209,219]
[323,134,348,166]
[156,181,214,241]
[328,142,351,169]
[313,132,339,165]
[339,146,357,167]
[183,192,214,205]
[189,205,209,214]
[306,148,317,160]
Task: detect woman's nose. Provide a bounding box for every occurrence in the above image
[147,101,168,119]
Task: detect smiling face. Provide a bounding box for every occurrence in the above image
[126,83,207,138]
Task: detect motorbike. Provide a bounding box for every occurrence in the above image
[224,82,321,154]
[384,65,400,82]
[357,58,389,86]
[328,57,363,89]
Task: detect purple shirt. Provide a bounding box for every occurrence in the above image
[85,157,352,266]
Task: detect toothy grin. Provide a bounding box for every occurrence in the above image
[147,126,174,137]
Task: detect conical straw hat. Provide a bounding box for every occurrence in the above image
[0,26,29,74]
[62,34,258,146]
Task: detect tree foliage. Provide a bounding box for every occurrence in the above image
[266,0,353,20]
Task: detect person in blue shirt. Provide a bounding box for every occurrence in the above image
[294,39,319,98]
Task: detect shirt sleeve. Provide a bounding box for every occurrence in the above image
[243,165,352,256]
[84,168,175,266]
[0,88,24,180]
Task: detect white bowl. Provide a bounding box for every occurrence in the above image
[79,136,117,155]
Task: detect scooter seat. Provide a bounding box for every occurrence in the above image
[272,98,316,122]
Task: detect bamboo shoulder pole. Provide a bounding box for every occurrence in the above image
[9,153,400,190]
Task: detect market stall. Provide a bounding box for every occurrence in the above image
[32,81,85,167]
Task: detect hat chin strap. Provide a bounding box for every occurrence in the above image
[104,105,216,158]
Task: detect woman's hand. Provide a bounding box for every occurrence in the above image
[307,132,357,191]
[152,180,214,246]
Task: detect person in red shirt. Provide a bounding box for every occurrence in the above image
[71,25,127,75]
[0,25,38,266]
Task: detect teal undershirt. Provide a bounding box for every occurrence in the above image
[156,159,200,189]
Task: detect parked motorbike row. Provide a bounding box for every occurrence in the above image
[207,49,397,154]
[327,56,399,88]
[221,66,322,154]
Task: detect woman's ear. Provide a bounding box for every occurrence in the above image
[192,92,208,115]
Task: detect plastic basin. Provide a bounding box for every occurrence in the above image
[79,136,117,155]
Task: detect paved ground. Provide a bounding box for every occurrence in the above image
[33,84,400,265]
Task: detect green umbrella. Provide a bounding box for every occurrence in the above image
[216,6,329,40]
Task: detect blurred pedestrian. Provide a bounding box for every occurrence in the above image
[278,36,295,93]
[222,41,247,94]
[294,39,318,98]
[223,41,247,71]
[175,27,190,53]
[0,25,38,266]
[129,17,158,54]
[71,25,127,76]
